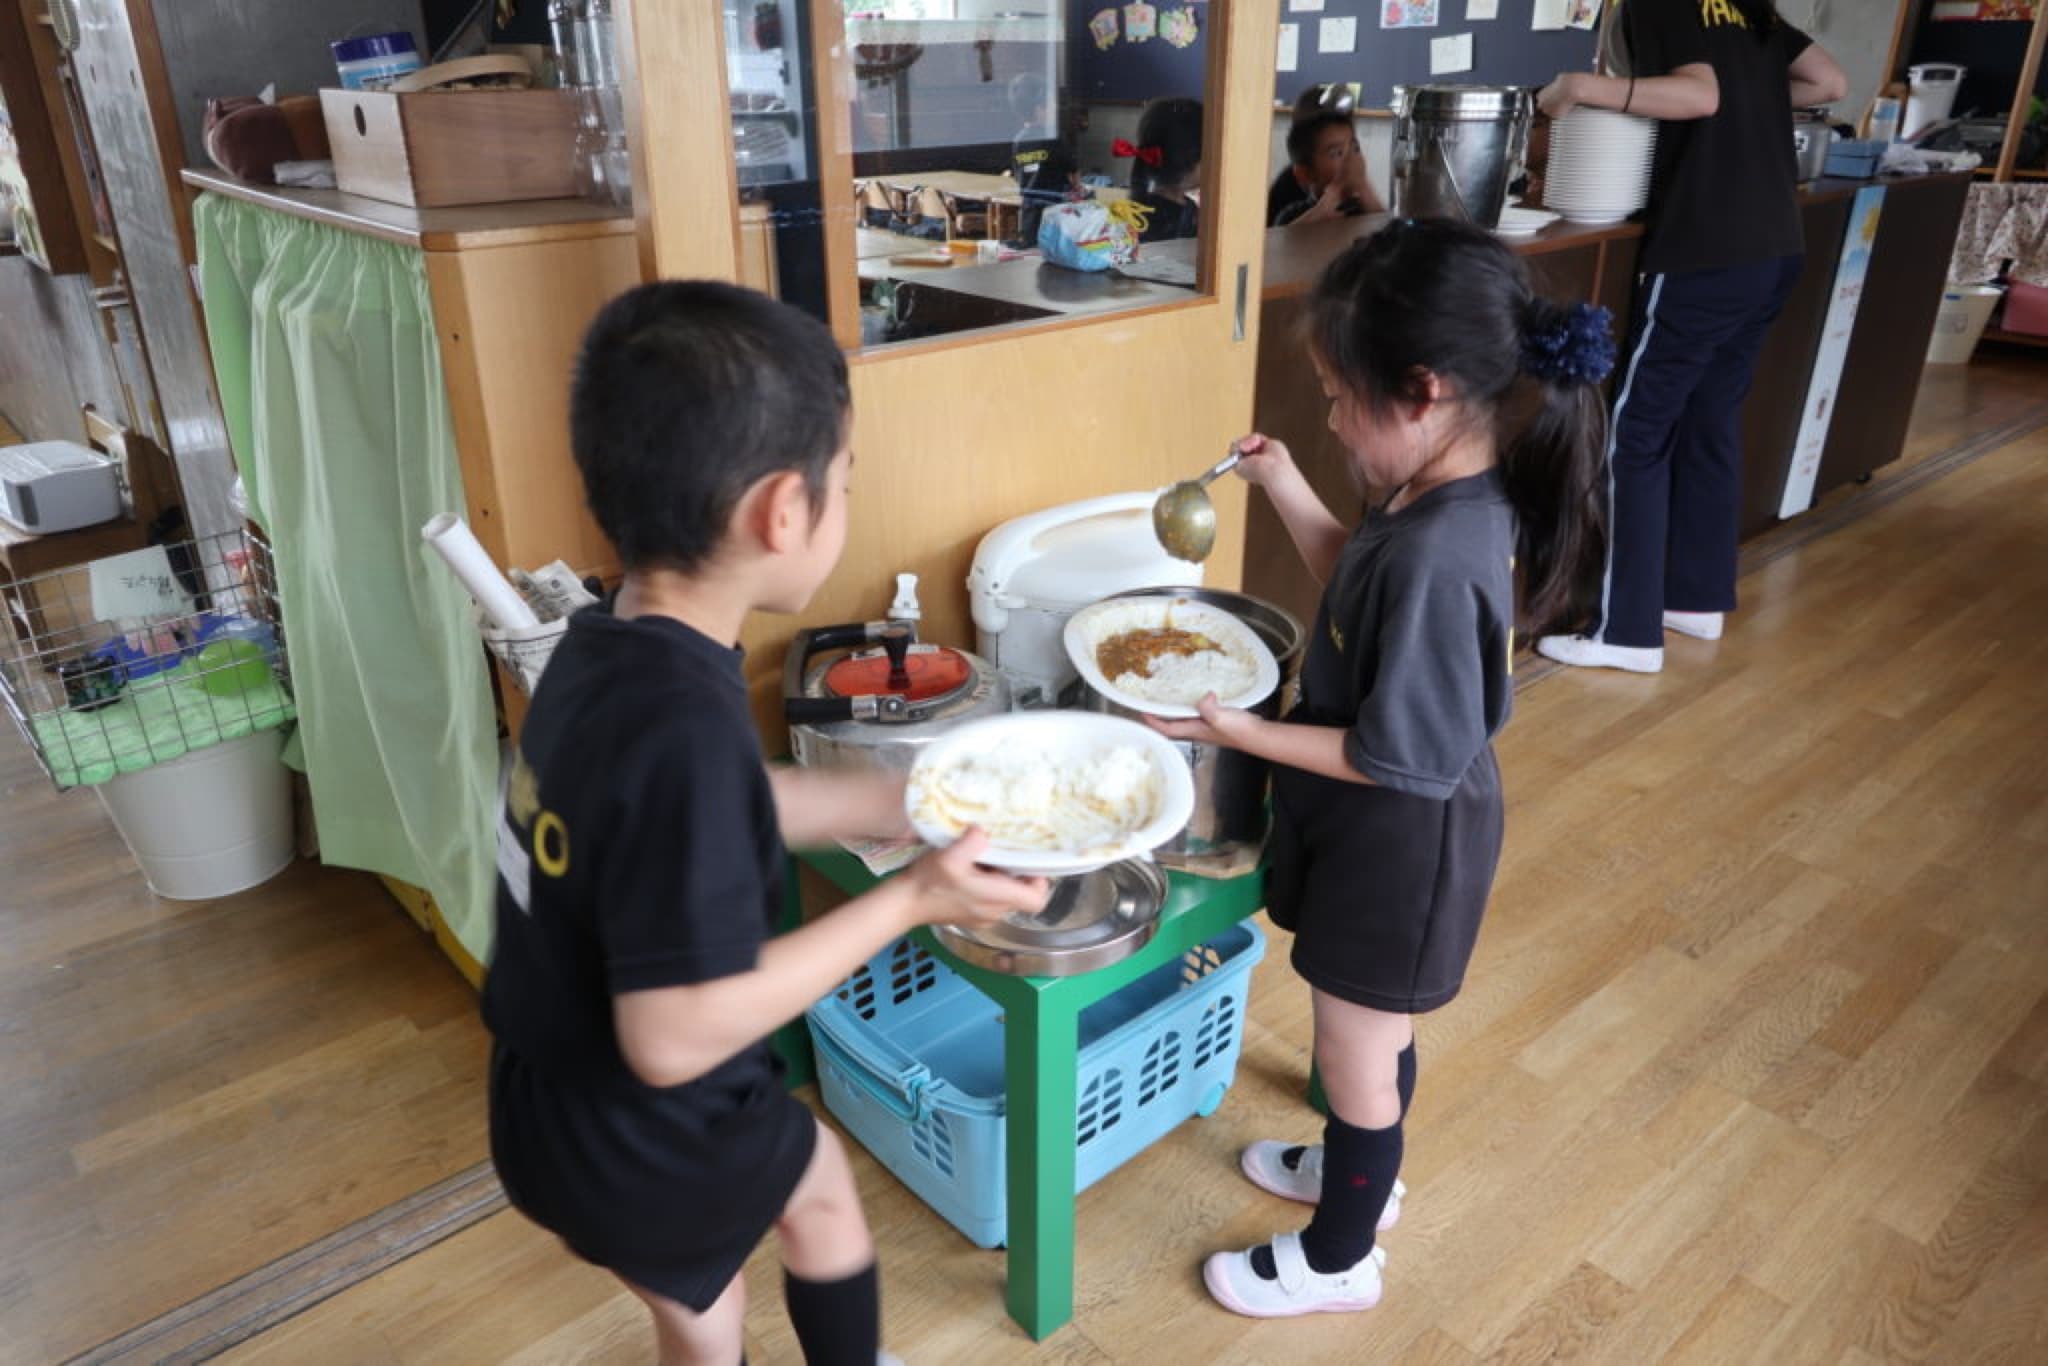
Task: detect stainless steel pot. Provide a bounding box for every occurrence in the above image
[784,621,1010,772]
[933,858,1165,977]
[1391,85,1533,230]
[1076,587,1305,878]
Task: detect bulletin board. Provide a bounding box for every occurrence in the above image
[1066,0,1600,108]
[1067,1,1214,102]
[1273,0,1600,110]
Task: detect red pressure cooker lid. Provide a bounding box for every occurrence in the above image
[823,645,974,703]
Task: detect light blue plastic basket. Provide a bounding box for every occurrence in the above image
[806,922,1265,1248]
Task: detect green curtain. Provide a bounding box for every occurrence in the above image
[193,192,498,963]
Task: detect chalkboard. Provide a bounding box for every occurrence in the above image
[1063,0,1600,110]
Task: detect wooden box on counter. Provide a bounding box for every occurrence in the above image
[319,87,579,208]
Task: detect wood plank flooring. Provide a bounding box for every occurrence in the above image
[5,358,2047,1364]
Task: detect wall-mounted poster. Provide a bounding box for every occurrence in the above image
[1090,7,1120,47]
[1124,2,1158,42]
[1382,0,1440,30]
[1158,6,1200,47]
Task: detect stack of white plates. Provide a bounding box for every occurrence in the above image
[1544,108,1658,226]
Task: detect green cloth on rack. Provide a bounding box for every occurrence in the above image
[30,667,295,790]
[193,192,499,964]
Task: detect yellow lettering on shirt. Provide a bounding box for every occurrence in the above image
[534,810,571,878]
[508,750,540,827]
[1699,0,1750,29]
[1328,619,1345,652]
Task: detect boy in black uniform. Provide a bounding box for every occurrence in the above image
[483,281,1047,1365]
[1007,73,1078,245]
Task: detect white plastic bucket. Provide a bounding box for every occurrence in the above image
[1926,285,2003,365]
[1903,64,1964,140]
[95,729,295,899]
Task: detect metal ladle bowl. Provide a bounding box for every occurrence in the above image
[1151,447,1242,563]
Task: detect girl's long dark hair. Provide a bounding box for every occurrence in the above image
[1307,218,1609,638]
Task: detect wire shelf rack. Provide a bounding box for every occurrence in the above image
[0,528,295,791]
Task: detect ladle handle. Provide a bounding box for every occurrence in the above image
[1197,447,1243,488]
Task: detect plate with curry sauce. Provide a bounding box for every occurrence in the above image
[1063,595,1280,719]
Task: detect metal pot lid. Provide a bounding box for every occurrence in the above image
[933,858,1167,977]
[822,644,975,707]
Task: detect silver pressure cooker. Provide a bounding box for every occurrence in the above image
[783,620,1011,773]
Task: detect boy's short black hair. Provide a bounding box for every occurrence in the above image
[1287,111,1352,168]
[570,281,849,573]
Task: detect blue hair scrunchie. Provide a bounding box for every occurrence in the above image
[1522,302,1617,387]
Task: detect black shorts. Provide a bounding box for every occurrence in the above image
[1266,747,1504,1014]
[489,1043,818,1311]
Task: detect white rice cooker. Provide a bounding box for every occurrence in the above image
[966,491,1203,708]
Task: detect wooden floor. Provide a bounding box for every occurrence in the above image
[5,358,2047,1364]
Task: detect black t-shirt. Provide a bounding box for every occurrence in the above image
[1292,471,1516,799]
[1626,0,1813,274]
[482,603,788,1114]
[1012,127,1076,242]
[1268,167,1313,226]
[1134,187,1199,243]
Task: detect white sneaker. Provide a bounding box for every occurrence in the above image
[1203,1233,1387,1319]
[1662,610,1724,641]
[1238,1142,1404,1228]
[1536,634,1664,674]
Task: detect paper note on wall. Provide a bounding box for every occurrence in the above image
[1319,15,1359,52]
[1431,32,1475,74]
[1467,0,1499,18]
[89,547,193,622]
[1288,0,1326,11]
[1383,0,1441,30]
[1532,0,1569,29]
[1278,22,1301,72]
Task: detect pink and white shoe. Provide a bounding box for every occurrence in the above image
[1238,1142,1404,1228]
[1203,1233,1387,1319]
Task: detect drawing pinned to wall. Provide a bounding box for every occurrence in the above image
[1382,0,1441,31]
[1320,15,1359,51]
[1567,0,1601,30]
[1531,0,1568,29]
[1159,7,1200,48]
[1278,22,1301,72]
[1090,7,1121,47]
[1124,2,1158,42]
[1467,0,1499,18]
[1289,0,1327,12]
[1430,32,1474,73]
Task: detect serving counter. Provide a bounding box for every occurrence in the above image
[1245,173,1974,631]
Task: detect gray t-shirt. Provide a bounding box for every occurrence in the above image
[1294,470,1515,800]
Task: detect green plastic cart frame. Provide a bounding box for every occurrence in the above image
[787,846,1265,1341]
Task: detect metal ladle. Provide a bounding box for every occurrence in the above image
[1151,446,1243,563]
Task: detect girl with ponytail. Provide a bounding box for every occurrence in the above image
[1149,218,1614,1319]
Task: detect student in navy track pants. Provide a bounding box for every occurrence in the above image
[1532,0,1849,673]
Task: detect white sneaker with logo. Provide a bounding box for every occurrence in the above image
[1662,610,1725,640]
[1238,1142,1404,1228]
[1536,634,1664,674]
[1203,1233,1387,1319]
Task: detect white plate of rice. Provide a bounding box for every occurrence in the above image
[1062,596,1280,718]
[904,712,1195,876]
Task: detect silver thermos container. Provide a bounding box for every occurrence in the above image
[1391,85,1533,230]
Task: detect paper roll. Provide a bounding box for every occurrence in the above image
[421,513,540,632]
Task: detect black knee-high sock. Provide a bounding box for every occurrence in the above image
[1281,1040,1418,1175]
[1298,1113,1403,1274]
[784,1261,878,1366]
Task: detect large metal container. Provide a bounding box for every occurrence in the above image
[1391,85,1532,230]
[1077,587,1305,878]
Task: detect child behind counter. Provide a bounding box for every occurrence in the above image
[481,281,1047,1366]
[1151,219,1614,1317]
